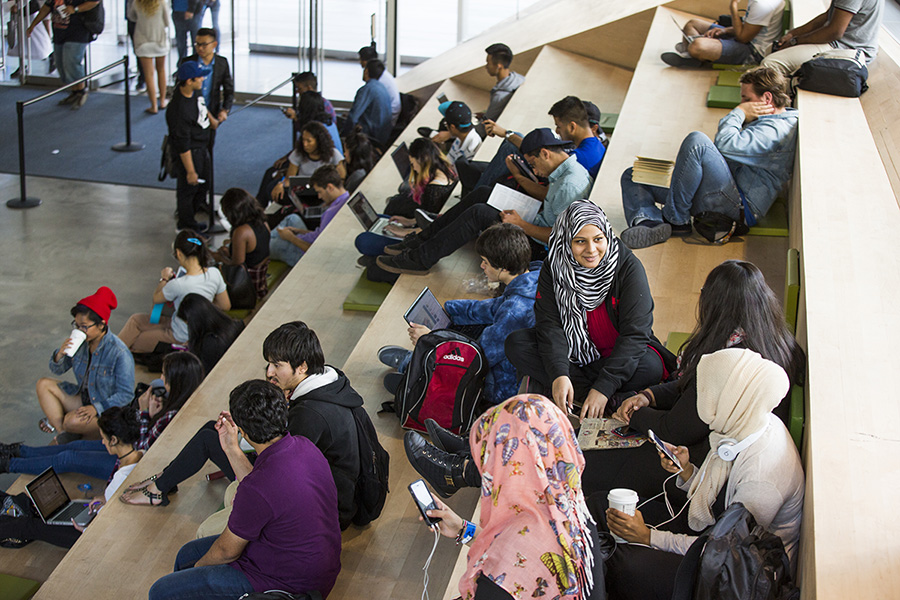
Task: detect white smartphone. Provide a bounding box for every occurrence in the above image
[648,429,682,473]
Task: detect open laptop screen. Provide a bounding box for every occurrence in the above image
[391,143,411,180]
[347,192,379,231]
[26,468,69,520]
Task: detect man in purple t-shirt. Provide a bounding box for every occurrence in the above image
[149,380,342,600]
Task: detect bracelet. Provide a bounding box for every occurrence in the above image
[456,520,476,545]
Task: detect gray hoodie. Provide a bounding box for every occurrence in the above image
[484,71,526,122]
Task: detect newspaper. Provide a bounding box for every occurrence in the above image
[577,417,647,451]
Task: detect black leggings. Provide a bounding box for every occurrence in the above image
[155,421,244,501]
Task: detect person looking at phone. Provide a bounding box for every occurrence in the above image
[413,394,598,600]
[0,407,143,549]
[147,379,342,600]
[600,348,804,600]
[37,286,134,441]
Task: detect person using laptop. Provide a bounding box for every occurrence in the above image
[355,139,457,258]
[376,224,540,406]
[0,407,142,549]
[263,121,346,208]
[268,165,349,267]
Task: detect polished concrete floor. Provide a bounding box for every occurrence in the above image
[0,173,223,489]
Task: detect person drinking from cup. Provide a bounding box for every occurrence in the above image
[37,287,135,442]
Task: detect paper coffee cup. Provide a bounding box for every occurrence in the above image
[608,488,639,543]
[65,329,87,357]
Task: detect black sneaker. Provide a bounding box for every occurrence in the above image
[417,126,434,138]
[424,419,468,455]
[376,252,430,275]
[666,218,693,237]
[620,221,673,249]
[71,90,88,110]
[58,91,78,106]
[404,431,467,498]
[415,209,438,230]
[0,442,21,460]
[383,233,423,256]
[661,52,705,68]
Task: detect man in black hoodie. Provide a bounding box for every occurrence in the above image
[120,322,363,530]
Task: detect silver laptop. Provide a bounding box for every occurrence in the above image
[347,192,402,239]
[25,467,94,527]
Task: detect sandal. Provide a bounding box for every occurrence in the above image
[126,473,160,492]
[38,417,56,433]
[120,486,164,506]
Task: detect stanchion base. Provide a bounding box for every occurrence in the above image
[7,197,42,209]
[111,142,145,153]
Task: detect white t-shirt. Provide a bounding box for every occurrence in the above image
[162,267,227,342]
[105,463,137,502]
[287,147,344,177]
[446,128,482,164]
[378,70,402,122]
[745,0,785,57]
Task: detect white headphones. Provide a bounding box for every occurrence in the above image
[716,424,768,462]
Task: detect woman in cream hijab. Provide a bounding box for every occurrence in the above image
[602,347,804,600]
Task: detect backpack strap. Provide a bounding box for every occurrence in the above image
[670,533,708,600]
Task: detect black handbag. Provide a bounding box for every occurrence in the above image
[221,264,257,310]
[77,0,105,38]
[794,49,869,97]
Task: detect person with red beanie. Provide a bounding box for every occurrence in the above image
[37,286,135,442]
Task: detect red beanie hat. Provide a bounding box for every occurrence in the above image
[76,286,118,323]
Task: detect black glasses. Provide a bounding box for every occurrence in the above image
[194,41,215,47]
[71,320,98,332]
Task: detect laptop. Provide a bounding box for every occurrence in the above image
[25,467,94,527]
[347,192,402,239]
[391,142,411,180]
[287,176,313,211]
[404,287,487,339]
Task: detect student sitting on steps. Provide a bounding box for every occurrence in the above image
[619,66,797,249]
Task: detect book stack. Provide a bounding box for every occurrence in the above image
[631,156,675,188]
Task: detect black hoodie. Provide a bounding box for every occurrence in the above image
[287,366,362,530]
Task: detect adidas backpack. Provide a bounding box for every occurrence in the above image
[383,329,487,434]
[350,405,390,527]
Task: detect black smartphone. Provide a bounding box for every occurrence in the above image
[436,92,449,104]
[409,478,441,525]
[611,425,641,439]
[648,429,682,473]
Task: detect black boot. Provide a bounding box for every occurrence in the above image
[424,419,468,455]
[0,442,21,460]
[404,431,468,498]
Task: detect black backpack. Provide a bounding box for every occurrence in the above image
[693,211,748,244]
[78,0,105,38]
[672,503,800,600]
[794,49,869,98]
[350,405,390,527]
[381,329,487,435]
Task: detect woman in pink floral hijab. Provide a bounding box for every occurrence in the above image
[424,394,596,600]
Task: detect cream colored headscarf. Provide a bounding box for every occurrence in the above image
[687,348,789,530]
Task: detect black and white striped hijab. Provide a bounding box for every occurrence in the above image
[547,200,620,366]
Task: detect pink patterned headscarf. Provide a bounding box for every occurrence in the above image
[459,394,594,600]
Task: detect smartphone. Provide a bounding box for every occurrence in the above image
[436,92,449,104]
[409,479,441,526]
[511,155,539,182]
[612,425,641,439]
[648,429,682,473]
[280,107,289,114]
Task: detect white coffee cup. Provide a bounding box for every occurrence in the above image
[65,329,87,357]
[607,488,639,543]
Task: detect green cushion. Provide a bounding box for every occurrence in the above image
[789,383,804,450]
[782,0,792,35]
[748,198,788,237]
[342,272,393,312]
[0,574,41,600]
[665,331,691,355]
[707,85,742,109]
[784,248,800,336]
[598,113,618,135]
[712,63,752,71]
[716,70,743,87]
[226,309,252,320]
[266,260,290,288]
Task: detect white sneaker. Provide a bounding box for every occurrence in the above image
[674,41,692,58]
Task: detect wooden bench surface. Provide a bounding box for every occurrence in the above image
[591,6,789,341]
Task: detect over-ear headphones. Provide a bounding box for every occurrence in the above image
[717,424,768,462]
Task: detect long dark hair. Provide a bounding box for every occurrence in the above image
[297,90,332,126]
[679,260,803,389]
[221,188,266,231]
[98,406,141,446]
[343,126,376,174]
[176,294,244,372]
[173,230,212,269]
[156,352,205,425]
[296,121,334,162]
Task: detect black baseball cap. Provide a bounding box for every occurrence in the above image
[519,128,570,155]
[583,101,601,125]
[439,101,473,129]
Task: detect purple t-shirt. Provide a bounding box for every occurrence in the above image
[228,434,342,595]
[298,191,350,245]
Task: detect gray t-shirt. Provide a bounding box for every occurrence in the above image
[287,147,343,177]
[162,267,227,342]
[830,0,883,62]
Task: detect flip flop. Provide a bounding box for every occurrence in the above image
[38,417,56,433]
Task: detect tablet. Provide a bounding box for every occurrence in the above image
[403,287,451,331]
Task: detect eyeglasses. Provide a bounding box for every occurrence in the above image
[194,41,215,48]
[71,320,99,332]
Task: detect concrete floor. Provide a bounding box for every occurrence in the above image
[0,173,223,489]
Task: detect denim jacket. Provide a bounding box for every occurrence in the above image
[49,332,135,414]
[445,261,541,405]
[715,107,798,219]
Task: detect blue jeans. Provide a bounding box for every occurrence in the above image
[149,536,254,600]
[269,214,307,266]
[354,214,393,256]
[620,132,742,227]
[10,440,117,480]
[474,140,520,189]
[200,0,220,41]
[172,11,202,63]
[54,41,87,85]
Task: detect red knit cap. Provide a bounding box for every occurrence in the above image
[76,286,118,323]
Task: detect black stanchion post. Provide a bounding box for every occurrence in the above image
[7,100,41,209]
[113,54,145,152]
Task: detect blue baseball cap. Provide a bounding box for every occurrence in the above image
[177,60,212,82]
[519,127,570,155]
[438,101,472,129]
